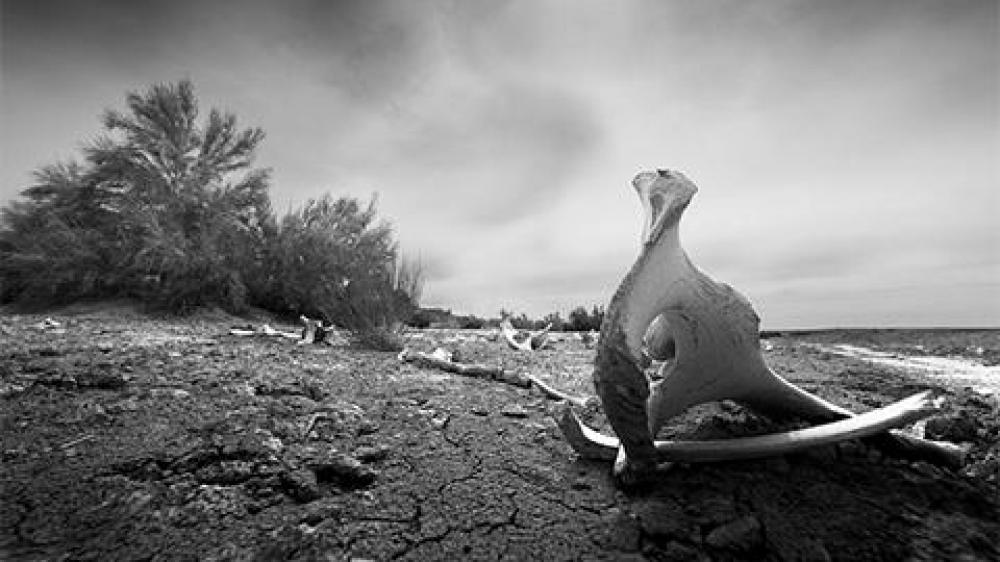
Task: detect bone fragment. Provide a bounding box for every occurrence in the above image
[568,170,963,484]
[229,324,300,339]
[300,315,335,345]
[501,318,552,351]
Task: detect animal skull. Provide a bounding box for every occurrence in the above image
[560,170,965,486]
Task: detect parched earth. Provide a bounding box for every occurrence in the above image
[1,308,998,561]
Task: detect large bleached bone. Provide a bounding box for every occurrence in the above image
[501,318,552,351]
[565,170,964,485]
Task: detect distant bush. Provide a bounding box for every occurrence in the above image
[542,312,566,332]
[501,310,535,330]
[457,315,486,329]
[567,305,605,332]
[406,309,433,329]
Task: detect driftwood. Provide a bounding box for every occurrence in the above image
[397,348,594,407]
[398,348,529,387]
[228,316,338,344]
[559,170,964,486]
[229,324,301,339]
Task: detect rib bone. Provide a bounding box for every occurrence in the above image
[567,170,964,485]
[559,390,961,462]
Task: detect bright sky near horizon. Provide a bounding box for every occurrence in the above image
[1,0,997,328]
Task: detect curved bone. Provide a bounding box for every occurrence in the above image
[501,318,552,351]
[573,170,963,484]
[559,391,964,463]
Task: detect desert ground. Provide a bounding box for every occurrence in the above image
[1,304,997,561]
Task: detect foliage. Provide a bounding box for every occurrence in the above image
[456,315,486,329]
[406,309,434,329]
[0,79,423,350]
[542,311,566,332]
[567,305,605,332]
[492,306,604,332]
[259,194,418,349]
[0,80,272,312]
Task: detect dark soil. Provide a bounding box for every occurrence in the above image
[1,308,998,561]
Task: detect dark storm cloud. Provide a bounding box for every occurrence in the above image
[1,0,188,73]
[265,0,441,104]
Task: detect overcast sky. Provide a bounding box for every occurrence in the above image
[2,0,997,327]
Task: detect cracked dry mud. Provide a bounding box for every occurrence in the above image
[1,309,998,561]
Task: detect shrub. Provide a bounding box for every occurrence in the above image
[0,79,425,350]
[260,194,420,350]
[0,80,272,313]
[457,315,486,329]
[567,305,605,331]
[406,309,433,329]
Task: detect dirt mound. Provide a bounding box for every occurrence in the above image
[1,315,997,560]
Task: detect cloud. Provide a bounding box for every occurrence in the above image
[345,80,603,226]
[2,0,996,326]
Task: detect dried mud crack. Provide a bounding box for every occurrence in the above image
[1,313,998,560]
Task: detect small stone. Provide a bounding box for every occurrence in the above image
[299,499,343,525]
[705,515,763,552]
[925,414,980,442]
[430,413,450,429]
[233,383,256,396]
[150,388,190,399]
[113,397,141,412]
[500,404,529,418]
[309,450,378,489]
[354,445,390,463]
[356,419,380,436]
[280,469,321,503]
